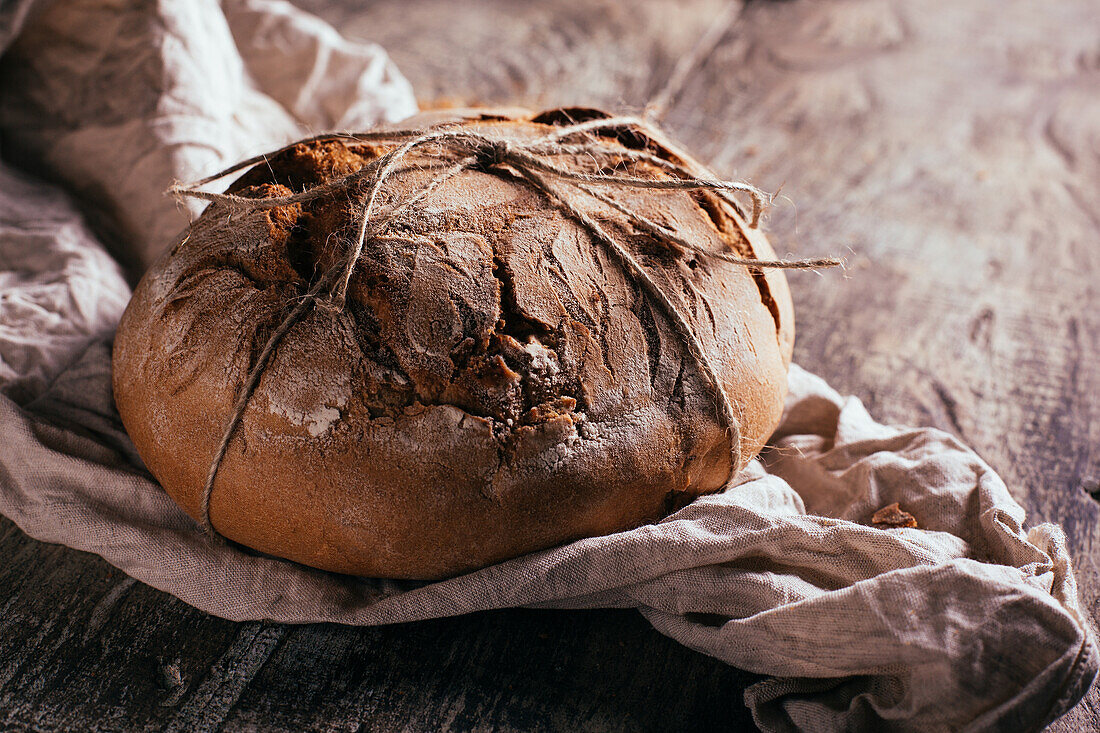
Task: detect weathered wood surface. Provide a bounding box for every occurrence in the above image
[2,0,1098,730]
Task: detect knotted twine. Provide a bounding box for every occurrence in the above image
[169,115,841,537]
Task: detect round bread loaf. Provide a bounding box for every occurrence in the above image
[112,107,795,579]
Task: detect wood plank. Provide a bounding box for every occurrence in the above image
[296,0,733,112]
[2,0,1097,730]
[0,515,759,732]
[649,1,1100,728]
[323,0,1100,726]
[0,7,764,732]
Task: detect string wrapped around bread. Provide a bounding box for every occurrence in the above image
[112,107,837,579]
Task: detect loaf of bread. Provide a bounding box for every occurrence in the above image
[112,107,794,579]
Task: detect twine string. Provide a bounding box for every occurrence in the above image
[171,116,840,536]
[516,166,744,477]
[575,183,836,269]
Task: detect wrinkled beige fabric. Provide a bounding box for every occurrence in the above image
[0,0,416,274]
[0,1,1093,731]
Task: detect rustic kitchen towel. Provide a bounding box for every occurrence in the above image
[0,0,417,274]
[0,1,1094,732]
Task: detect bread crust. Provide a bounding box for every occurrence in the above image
[112,107,794,579]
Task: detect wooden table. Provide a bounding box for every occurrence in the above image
[3,0,1097,729]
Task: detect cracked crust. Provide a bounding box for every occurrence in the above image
[111,107,794,579]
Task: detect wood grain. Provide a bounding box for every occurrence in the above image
[0,515,760,732]
[659,1,1100,729]
[3,0,1098,730]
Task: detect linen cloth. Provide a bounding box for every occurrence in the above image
[0,1,1094,731]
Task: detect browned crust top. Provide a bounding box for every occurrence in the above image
[112,107,794,579]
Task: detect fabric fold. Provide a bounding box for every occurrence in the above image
[0,0,416,273]
[0,0,1094,730]
[1,341,1094,730]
